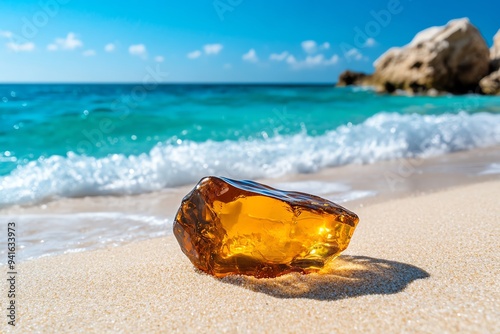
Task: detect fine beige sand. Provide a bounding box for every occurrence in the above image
[3,180,499,333]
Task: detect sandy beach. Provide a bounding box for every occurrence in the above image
[3,179,498,333]
[1,2,500,333]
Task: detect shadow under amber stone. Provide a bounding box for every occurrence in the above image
[216,255,429,301]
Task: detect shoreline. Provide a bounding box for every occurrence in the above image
[3,178,499,332]
[3,145,499,214]
[1,145,499,263]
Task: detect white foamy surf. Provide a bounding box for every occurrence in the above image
[1,111,499,208]
[0,212,169,264]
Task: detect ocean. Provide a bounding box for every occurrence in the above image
[1,84,500,209]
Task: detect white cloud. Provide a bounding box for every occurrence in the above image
[6,41,35,52]
[83,49,96,57]
[1,30,36,52]
[104,43,115,52]
[301,40,331,54]
[301,40,317,54]
[154,55,164,63]
[187,50,201,59]
[242,48,258,63]
[269,51,289,61]
[305,54,339,66]
[286,55,297,65]
[203,43,223,55]
[47,32,83,51]
[129,44,147,57]
[187,43,223,59]
[0,30,13,39]
[330,54,340,64]
[364,38,377,47]
[306,54,326,66]
[345,48,363,60]
[286,53,339,69]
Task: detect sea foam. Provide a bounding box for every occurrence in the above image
[1,111,499,207]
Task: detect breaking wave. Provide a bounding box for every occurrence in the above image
[1,111,499,207]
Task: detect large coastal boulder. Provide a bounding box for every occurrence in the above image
[372,18,490,94]
[479,30,500,95]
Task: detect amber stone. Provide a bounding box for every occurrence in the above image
[173,176,359,278]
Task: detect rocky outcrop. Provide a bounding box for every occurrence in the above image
[479,71,500,95]
[373,18,490,94]
[479,30,500,95]
[338,18,495,95]
[337,70,372,87]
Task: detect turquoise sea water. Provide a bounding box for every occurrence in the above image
[1,84,500,207]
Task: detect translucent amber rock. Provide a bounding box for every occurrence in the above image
[173,176,359,278]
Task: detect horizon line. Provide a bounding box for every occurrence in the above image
[0,82,338,86]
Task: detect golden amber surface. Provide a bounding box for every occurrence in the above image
[173,176,359,278]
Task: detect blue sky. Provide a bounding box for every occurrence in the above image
[0,0,498,83]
